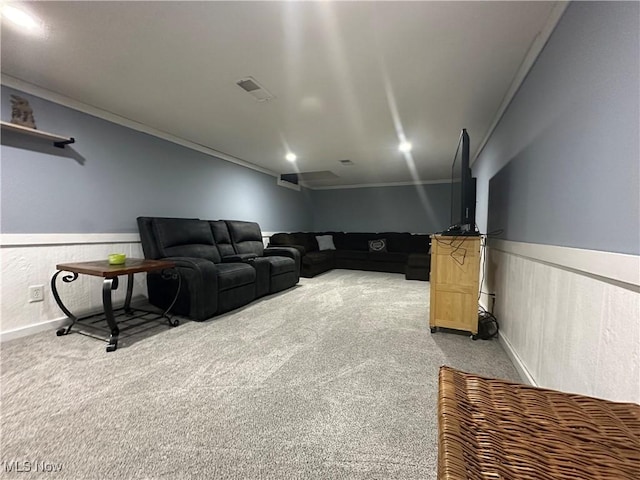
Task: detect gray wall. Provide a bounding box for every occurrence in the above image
[310,183,452,233]
[1,86,313,234]
[474,1,639,255]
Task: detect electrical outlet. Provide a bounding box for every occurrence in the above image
[28,285,44,303]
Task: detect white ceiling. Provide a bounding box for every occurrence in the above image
[1,1,560,188]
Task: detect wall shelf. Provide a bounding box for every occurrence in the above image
[1,121,75,148]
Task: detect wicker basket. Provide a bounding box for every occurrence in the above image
[438,366,640,479]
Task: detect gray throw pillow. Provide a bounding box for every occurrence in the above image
[316,235,336,251]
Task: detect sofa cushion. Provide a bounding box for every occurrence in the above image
[368,238,388,252]
[303,250,334,266]
[260,256,296,275]
[269,232,293,247]
[379,232,412,253]
[138,216,199,260]
[409,234,431,254]
[209,220,236,257]
[316,235,336,251]
[334,250,368,261]
[215,262,256,291]
[336,233,375,251]
[367,251,407,263]
[152,218,221,263]
[269,232,316,254]
[407,253,430,267]
[292,233,319,253]
[226,220,265,256]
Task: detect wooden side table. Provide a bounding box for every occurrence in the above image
[51,258,180,352]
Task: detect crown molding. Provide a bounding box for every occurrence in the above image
[1,74,279,179]
[310,179,451,190]
[472,1,570,165]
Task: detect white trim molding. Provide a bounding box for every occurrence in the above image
[473,1,569,164]
[276,178,302,191]
[0,315,70,343]
[489,239,639,288]
[499,332,538,386]
[1,233,141,247]
[1,232,277,248]
[312,179,451,190]
[1,74,278,179]
[2,76,456,192]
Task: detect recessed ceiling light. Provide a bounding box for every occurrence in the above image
[2,5,40,31]
[399,141,412,153]
[285,153,297,162]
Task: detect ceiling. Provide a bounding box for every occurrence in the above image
[1,1,561,188]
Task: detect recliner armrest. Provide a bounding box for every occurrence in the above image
[222,253,258,262]
[265,246,300,258]
[163,256,219,277]
[264,247,302,280]
[160,256,220,320]
[267,243,306,256]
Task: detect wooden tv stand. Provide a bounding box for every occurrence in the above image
[429,234,481,338]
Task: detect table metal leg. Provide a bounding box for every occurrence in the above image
[161,269,182,327]
[51,270,79,336]
[124,273,134,313]
[53,265,180,352]
[102,277,120,352]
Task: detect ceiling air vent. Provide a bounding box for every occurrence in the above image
[277,173,300,191]
[339,159,354,166]
[236,76,275,102]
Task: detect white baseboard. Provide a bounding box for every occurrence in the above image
[1,295,149,343]
[1,316,70,343]
[480,296,536,386]
[498,331,537,386]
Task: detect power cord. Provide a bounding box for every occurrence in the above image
[477,305,499,340]
[433,234,470,266]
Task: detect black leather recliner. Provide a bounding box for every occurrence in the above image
[137,217,301,321]
[137,217,257,321]
[209,220,300,298]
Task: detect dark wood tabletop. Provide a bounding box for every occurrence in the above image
[55,258,176,278]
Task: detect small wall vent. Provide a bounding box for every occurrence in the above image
[339,159,354,166]
[236,76,275,102]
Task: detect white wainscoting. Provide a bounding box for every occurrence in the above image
[1,232,275,342]
[1,234,146,342]
[482,239,639,403]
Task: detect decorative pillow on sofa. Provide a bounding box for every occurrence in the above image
[316,235,336,251]
[368,239,387,252]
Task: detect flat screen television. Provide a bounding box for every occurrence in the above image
[443,128,479,236]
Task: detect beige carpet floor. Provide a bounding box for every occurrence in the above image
[1,269,520,479]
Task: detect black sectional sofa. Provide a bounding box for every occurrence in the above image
[268,232,431,280]
[137,217,300,321]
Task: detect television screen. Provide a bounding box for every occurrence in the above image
[450,133,463,228]
[444,129,479,235]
